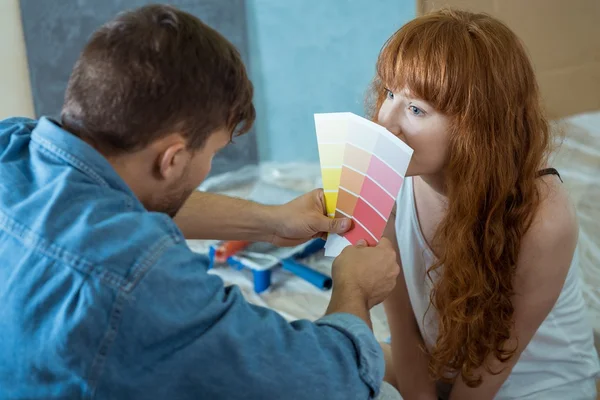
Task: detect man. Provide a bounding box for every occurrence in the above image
[0,5,400,400]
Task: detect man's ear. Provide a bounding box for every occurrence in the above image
[156,140,189,181]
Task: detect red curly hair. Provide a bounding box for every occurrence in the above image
[370,9,551,386]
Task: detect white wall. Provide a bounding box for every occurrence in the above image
[0,0,34,119]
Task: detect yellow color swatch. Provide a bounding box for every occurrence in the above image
[321,167,342,215]
[324,191,338,217]
[321,167,342,190]
[315,113,351,218]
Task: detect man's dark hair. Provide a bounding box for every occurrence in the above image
[61,4,255,155]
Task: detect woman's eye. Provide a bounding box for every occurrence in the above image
[385,89,394,100]
[408,105,424,116]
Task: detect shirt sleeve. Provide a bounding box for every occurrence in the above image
[93,243,385,400]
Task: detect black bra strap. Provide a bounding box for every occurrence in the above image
[537,168,563,182]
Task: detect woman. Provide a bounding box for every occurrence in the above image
[374,9,600,400]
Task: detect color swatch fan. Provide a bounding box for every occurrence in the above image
[315,112,413,257]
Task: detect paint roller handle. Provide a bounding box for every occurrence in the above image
[293,239,326,260]
[281,258,332,290]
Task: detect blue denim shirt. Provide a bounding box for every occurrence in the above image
[0,117,384,400]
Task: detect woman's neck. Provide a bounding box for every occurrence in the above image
[418,171,448,199]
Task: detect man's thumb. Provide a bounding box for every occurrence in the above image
[327,217,352,234]
[355,239,367,247]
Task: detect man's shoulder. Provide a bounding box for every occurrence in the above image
[0,183,190,292]
[55,204,190,288]
[0,117,36,145]
[0,116,37,128]
[0,117,37,136]
[0,116,196,290]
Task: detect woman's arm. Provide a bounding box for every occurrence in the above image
[382,209,438,400]
[449,184,579,399]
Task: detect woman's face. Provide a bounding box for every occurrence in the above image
[377,87,451,177]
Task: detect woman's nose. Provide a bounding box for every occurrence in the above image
[378,109,403,137]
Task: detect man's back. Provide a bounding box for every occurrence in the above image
[0,117,187,397]
[0,117,384,399]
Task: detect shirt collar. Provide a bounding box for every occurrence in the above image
[31,117,138,202]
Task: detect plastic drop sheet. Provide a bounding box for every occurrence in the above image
[188,163,390,341]
[551,112,600,352]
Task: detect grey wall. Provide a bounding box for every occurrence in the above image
[19,0,258,176]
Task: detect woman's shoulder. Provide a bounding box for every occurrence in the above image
[533,174,578,246]
[517,174,578,281]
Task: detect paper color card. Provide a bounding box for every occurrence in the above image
[314,112,413,257]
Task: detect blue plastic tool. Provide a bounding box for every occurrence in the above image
[208,239,330,293]
[281,258,332,290]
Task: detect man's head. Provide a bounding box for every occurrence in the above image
[61,5,255,216]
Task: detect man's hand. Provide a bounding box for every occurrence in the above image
[268,189,351,247]
[331,238,400,308]
[326,238,401,328]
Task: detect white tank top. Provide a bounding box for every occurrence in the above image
[395,176,600,399]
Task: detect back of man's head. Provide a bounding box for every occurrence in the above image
[61,4,255,156]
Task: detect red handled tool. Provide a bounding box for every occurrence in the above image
[213,240,251,263]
